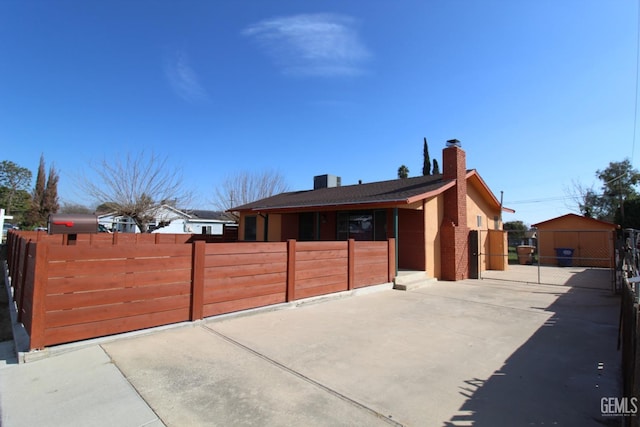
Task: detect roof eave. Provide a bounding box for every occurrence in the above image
[239,198,417,214]
[467,170,515,213]
[405,180,456,204]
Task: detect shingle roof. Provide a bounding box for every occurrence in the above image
[532,213,619,229]
[187,210,232,220]
[232,174,458,212]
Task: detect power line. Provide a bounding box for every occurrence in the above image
[506,191,623,205]
[505,196,573,204]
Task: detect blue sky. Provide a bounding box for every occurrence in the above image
[0,1,637,226]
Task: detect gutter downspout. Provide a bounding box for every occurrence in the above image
[259,213,269,242]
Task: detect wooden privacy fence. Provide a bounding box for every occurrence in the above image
[5,231,395,350]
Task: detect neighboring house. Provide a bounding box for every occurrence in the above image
[532,213,619,268]
[98,205,236,235]
[232,141,514,281]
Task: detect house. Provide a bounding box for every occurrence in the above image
[232,140,513,281]
[532,213,619,268]
[98,205,236,236]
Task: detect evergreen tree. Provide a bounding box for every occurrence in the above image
[26,155,59,227]
[432,159,440,175]
[422,137,431,176]
[26,155,46,226]
[44,164,59,217]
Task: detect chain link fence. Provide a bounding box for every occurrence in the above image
[619,229,640,427]
[479,229,616,290]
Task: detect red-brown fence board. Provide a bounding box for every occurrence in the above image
[46,268,191,294]
[203,293,286,318]
[202,242,288,317]
[46,282,191,311]
[353,242,389,288]
[12,238,28,311]
[45,294,191,328]
[43,309,189,347]
[204,281,286,305]
[5,231,395,350]
[294,242,348,299]
[19,243,37,329]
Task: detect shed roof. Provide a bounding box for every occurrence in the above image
[532,213,619,229]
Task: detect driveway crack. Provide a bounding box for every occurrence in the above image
[201,324,403,427]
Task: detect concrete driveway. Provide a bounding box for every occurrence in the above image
[99,277,621,426]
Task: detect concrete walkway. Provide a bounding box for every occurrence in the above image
[1,277,623,426]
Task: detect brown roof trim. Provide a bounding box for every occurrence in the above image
[249,200,415,214]
[532,213,620,229]
[466,170,515,213]
[405,181,456,204]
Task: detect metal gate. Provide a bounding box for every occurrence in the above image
[478,229,617,290]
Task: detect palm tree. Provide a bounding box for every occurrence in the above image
[398,165,409,179]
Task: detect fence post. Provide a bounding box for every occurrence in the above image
[626,308,640,426]
[347,239,355,290]
[190,240,205,321]
[287,239,296,302]
[388,238,396,282]
[29,241,49,350]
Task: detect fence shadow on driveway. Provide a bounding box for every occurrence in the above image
[444,270,622,426]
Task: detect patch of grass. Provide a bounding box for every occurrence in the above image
[508,245,539,265]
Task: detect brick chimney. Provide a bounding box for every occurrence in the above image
[440,139,469,281]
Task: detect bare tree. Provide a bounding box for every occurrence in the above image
[564,179,597,217]
[78,151,191,233]
[213,170,289,221]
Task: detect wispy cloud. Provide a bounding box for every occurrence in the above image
[243,13,371,77]
[164,49,209,103]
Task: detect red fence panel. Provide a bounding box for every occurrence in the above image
[202,242,288,317]
[295,241,349,299]
[38,244,193,348]
[353,241,389,288]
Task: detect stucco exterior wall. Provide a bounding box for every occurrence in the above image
[424,195,443,279]
[466,181,501,231]
[267,214,282,242]
[465,180,505,272]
